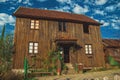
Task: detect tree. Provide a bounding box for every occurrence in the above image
[0,25,13,72]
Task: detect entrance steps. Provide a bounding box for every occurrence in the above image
[65,63,74,69]
[64,63,76,74]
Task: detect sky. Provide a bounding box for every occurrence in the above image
[0,0,120,39]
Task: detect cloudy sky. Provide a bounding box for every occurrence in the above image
[0,0,120,39]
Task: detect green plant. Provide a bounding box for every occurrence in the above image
[0,25,13,73]
[73,63,78,73]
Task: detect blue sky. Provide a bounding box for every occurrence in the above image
[0,0,120,39]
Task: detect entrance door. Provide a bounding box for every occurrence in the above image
[63,46,70,63]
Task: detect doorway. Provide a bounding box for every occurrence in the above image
[59,44,70,63]
[63,46,70,63]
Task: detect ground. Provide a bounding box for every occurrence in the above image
[36,69,120,80]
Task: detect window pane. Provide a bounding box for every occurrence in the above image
[34,46,38,49]
[31,25,34,29]
[89,45,91,48]
[34,43,38,46]
[34,50,38,53]
[31,20,34,23]
[29,43,33,46]
[29,46,33,49]
[85,45,88,48]
[89,48,92,51]
[29,50,33,53]
[83,24,89,33]
[35,26,39,29]
[36,24,39,26]
[36,20,39,23]
[85,48,88,51]
[86,51,88,53]
[89,51,92,54]
[31,23,34,26]
[58,22,62,31]
[63,22,66,31]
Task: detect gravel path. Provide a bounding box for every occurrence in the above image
[36,69,120,80]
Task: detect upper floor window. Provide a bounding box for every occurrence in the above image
[85,44,92,54]
[29,42,38,54]
[58,22,66,32]
[83,24,89,33]
[30,20,39,29]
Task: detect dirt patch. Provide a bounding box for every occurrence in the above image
[36,69,120,80]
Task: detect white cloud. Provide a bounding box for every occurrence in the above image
[9,7,15,10]
[18,0,22,3]
[37,0,47,2]
[51,5,70,12]
[0,0,7,2]
[16,0,32,5]
[105,6,115,12]
[56,0,71,4]
[103,22,109,26]
[111,23,120,30]
[105,2,120,12]
[94,10,105,15]
[117,2,120,7]
[0,13,15,26]
[72,4,89,14]
[95,0,108,5]
[111,19,120,30]
[23,0,32,6]
[100,20,110,26]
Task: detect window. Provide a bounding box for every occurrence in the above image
[83,24,89,33]
[30,20,39,29]
[85,44,92,54]
[58,22,66,32]
[29,42,38,54]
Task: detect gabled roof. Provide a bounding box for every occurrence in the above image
[13,7,100,25]
[103,39,120,48]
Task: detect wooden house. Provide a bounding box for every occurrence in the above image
[13,7,105,71]
[103,39,120,66]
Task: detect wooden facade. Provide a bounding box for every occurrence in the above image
[103,39,120,65]
[13,7,105,69]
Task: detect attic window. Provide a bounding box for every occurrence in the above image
[30,20,39,29]
[58,22,66,32]
[83,24,89,33]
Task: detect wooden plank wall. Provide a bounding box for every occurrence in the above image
[13,17,105,69]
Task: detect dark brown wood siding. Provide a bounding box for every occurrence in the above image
[13,18,105,69]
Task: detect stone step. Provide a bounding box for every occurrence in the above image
[65,63,74,69]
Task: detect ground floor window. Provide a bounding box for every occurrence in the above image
[85,44,92,54]
[29,42,38,54]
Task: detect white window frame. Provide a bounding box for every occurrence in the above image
[29,42,38,54]
[85,44,93,54]
[30,20,39,29]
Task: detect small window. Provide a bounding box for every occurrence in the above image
[29,42,38,54]
[58,22,62,31]
[83,24,89,33]
[58,22,66,32]
[85,44,92,54]
[30,20,39,29]
[63,22,66,31]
